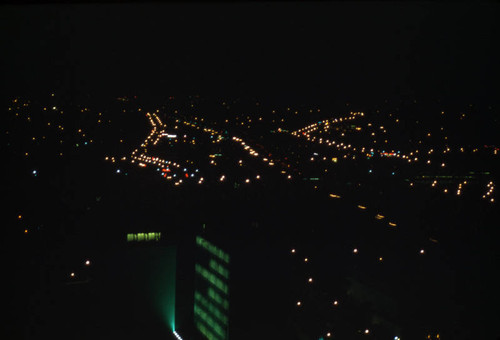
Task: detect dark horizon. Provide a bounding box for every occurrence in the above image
[2,2,499,105]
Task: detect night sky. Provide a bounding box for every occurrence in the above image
[2,2,499,104]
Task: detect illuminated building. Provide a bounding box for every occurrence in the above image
[194,236,230,340]
[123,231,177,334]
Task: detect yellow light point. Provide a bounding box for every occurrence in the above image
[24,229,28,234]
[304,258,308,262]
[18,215,22,219]
[388,222,397,227]
[379,256,383,262]
[358,205,366,210]
[308,278,313,283]
[70,272,75,277]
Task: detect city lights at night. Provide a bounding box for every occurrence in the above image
[3,2,499,340]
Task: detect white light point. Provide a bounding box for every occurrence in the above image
[173,331,184,340]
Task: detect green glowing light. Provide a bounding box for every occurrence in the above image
[147,246,176,332]
[195,264,229,294]
[207,287,229,310]
[195,236,229,340]
[196,321,220,340]
[196,236,229,263]
[126,232,161,242]
[209,259,229,279]
[195,291,228,324]
[194,305,225,337]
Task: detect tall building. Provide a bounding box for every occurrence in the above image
[124,231,177,336]
[194,235,230,340]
